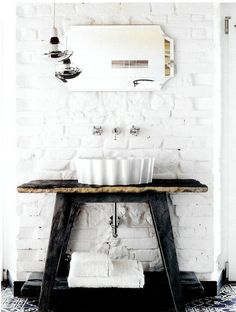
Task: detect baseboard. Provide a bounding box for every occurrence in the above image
[13,281,25,297]
[6,270,13,288]
[6,270,24,297]
[201,269,226,296]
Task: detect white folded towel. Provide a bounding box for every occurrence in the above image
[69,252,113,277]
[68,260,145,288]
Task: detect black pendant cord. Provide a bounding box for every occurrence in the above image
[53,3,56,28]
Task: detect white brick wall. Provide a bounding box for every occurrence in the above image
[16,3,217,281]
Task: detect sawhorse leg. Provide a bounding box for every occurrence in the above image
[56,201,81,276]
[38,194,80,312]
[149,192,185,312]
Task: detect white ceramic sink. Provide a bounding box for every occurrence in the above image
[75,157,155,185]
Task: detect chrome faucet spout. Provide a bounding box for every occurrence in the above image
[112,127,121,140]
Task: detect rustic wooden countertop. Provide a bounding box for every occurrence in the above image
[17,179,208,194]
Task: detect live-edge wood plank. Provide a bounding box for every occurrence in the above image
[17,179,208,194]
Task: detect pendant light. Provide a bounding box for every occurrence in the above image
[44,3,82,82]
[55,27,82,83]
[55,57,82,82]
[44,3,73,61]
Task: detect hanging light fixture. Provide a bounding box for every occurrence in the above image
[55,57,82,82]
[44,3,73,61]
[44,3,82,82]
[55,34,82,83]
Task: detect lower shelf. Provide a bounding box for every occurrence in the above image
[21,271,204,311]
[21,270,204,299]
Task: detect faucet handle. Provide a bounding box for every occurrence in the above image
[130,125,140,136]
[93,126,103,136]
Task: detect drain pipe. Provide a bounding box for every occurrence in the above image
[110,203,120,238]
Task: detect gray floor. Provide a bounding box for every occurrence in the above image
[1,284,236,311]
[186,285,236,311]
[1,286,37,312]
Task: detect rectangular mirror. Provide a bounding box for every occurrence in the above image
[66,25,175,91]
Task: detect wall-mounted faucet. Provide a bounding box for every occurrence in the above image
[93,126,140,138]
[93,126,103,136]
[130,125,140,136]
[112,127,121,140]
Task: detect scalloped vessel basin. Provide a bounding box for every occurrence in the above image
[75,157,155,185]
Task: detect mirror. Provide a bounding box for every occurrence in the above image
[65,25,175,91]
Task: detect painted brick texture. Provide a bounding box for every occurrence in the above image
[16,3,215,281]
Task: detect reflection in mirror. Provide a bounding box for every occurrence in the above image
[165,39,171,76]
[164,37,174,78]
[65,25,175,91]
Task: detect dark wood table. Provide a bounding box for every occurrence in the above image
[17,179,208,312]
